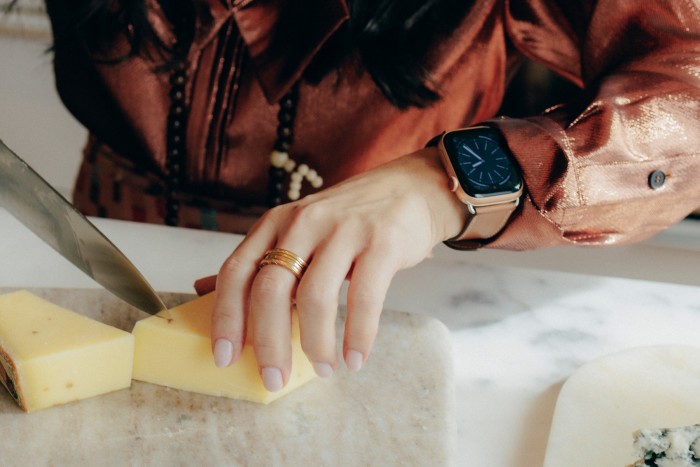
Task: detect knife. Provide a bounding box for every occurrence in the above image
[0,139,167,315]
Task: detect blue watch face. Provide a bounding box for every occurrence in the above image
[443,128,521,197]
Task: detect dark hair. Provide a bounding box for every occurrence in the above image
[54,0,472,109]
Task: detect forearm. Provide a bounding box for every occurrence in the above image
[486,0,700,250]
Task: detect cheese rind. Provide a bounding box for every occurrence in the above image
[131,292,317,404]
[0,290,134,412]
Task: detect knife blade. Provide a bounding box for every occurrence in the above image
[0,139,166,315]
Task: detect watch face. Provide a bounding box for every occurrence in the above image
[443,128,522,197]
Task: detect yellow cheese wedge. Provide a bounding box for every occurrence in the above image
[132,292,317,404]
[0,290,134,412]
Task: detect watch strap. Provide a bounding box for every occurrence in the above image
[450,199,520,242]
[425,133,443,148]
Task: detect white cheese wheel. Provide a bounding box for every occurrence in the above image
[631,424,700,466]
[544,345,700,466]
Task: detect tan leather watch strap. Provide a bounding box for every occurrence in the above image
[451,200,519,242]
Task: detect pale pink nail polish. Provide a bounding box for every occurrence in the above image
[313,362,334,378]
[213,338,233,368]
[345,350,363,372]
[262,367,283,392]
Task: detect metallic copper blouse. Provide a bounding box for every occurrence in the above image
[45,0,700,250]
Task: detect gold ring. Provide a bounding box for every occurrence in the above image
[258,248,308,279]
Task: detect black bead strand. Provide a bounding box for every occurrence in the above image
[267,83,299,207]
[164,53,189,226]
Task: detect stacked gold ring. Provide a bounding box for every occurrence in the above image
[258,248,308,279]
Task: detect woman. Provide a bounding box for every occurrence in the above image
[45,0,700,391]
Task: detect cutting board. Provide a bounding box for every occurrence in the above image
[0,288,455,466]
[543,345,700,466]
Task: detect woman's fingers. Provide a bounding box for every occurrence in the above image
[295,237,356,377]
[245,204,318,389]
[210,214,278,368]
[210,250,258,368]
[343,242,398,371]
[210,149,460,391]
[248,205,339,389]
[249,260,300,391]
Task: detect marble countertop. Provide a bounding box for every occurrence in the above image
[2,207,700,466]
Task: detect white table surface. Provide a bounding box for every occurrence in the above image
[2,208,700,466]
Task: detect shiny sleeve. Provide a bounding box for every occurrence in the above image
[484,0,700,250]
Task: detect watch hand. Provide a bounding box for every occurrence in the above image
[463,146,484,161]
[472,160,484,168]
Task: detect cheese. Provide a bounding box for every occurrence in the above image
[630,424,700,467]
[544,345,700,466]
[0,290,134,412]
[131,292,317,404]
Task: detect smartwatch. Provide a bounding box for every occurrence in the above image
[435,126,523,243]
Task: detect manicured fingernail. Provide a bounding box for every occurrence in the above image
[345,350,363,372]
[312,362,334,378]
[213,339,234,368]
[262,367,284,392]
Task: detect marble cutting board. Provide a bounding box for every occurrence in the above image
[0,287,455,466]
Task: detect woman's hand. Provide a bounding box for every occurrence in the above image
[209,147,465,391]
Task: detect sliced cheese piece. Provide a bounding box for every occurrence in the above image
[132,292,317,404]
[0,290,134,412]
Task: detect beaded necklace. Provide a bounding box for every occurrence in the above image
[164,49,188,226]
[268,83,324,206]
[164,57,323,227]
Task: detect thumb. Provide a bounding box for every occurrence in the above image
[193,274,218,295]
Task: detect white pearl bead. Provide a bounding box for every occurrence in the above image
[270,150,289,168]
[305,169,318,181]
[270,156,324,200]
[311,176,323,188]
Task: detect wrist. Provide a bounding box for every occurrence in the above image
[418,146,470,242]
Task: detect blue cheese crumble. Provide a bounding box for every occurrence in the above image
[631,424,700,466]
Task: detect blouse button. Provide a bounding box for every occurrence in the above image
[648,170,666,189]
